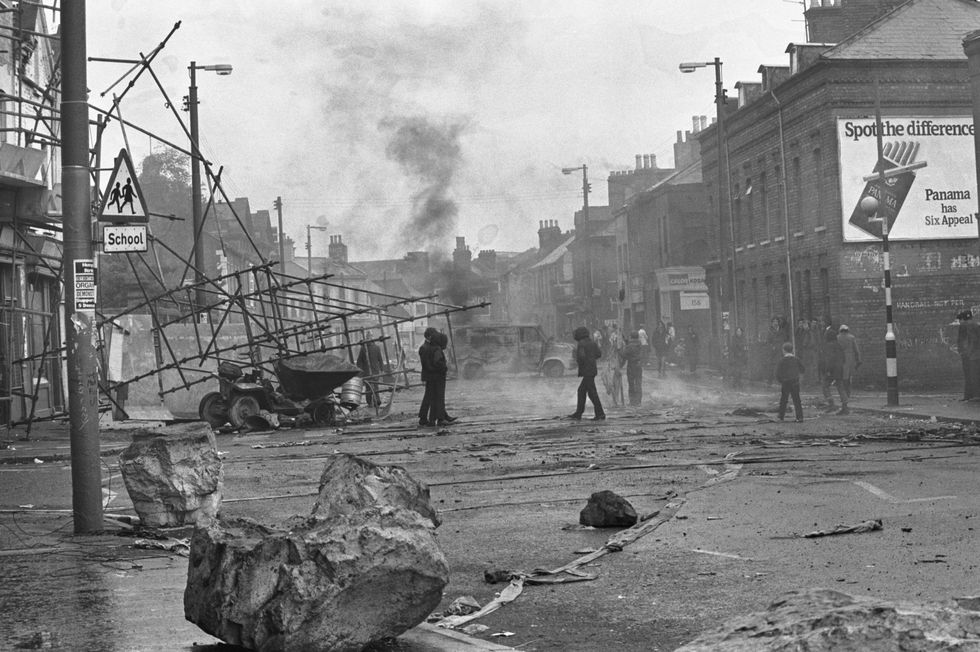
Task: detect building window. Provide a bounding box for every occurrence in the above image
[820,267,830,322]
[733,182,741,245]
[791,156,802,231]
[813,148,824,227]
[745,176,754,244]
[803,269,812,320]
[765,275,774,317]
[759,171,769,243]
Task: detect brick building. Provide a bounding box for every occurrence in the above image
[697,0,980,389]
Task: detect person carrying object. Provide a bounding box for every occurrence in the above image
[775,341,805,422]
[566,326,605,421]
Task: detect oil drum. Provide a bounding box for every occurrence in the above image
[339,376,364,409]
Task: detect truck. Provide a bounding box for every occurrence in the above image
[450,323,577,379]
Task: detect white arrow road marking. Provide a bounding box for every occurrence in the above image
[854,480,956,504]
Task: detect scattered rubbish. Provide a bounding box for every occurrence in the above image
[445,595,481,616]
[640,510,661,522]
[561,523,595,531]
[803,519,883,538]
[676,515,689,520]
[436,578,524,629]
[706,516,723,521]
[18,504,34,509]
[491,631,515,637]
[461,624,489,635]
[579,490,638,528]
[728,407,768,418]
[917,558,948,564]
[484,569,518,584]
[133,537,190,556]
[691,548,754,560]
[251,440,315,449]
[901,527,913,533]
[574,548,598,555]
[954,596,980,611]
[33,458,43,464]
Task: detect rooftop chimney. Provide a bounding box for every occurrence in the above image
[700,115,707,130]
[635,154,642,170]
[453,236,471,269]
[328,234,348,264]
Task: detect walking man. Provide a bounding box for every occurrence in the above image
[837,324,861,398]
[567,326,605,421]
[775,341,805,422]
[619,331,644,407]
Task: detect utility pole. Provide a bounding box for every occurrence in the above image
[274,196,284,279]
[62,0,103,533]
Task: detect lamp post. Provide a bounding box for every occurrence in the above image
[306,224,329,276]
[187,61,232,322]
[562,164,593,321]
[679,58,737,333]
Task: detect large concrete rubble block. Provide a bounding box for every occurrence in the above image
[312,452,442,527]
[185,454,449,651]
[677,588,980,651]
[579,490,637,528]
[118,423,222,527]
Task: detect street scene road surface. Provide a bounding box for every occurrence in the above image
[3,369,980,651]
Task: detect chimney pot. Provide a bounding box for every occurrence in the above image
[677,130,683,143]
[650,154,657,168]
[635,155,642,170]
[692,115,700,133]
[700,115,708,130]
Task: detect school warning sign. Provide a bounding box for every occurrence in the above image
[838,116,978,243]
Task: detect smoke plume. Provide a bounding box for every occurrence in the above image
[381,115,467,251]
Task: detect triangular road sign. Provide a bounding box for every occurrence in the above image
[99,149,149,223]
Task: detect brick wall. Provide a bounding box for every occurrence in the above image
[698,57,979,390]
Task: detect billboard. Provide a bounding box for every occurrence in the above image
[838,116,978,242]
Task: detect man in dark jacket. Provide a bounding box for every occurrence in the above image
[619,332,644,407]
[818,326,847,414]
[567,326,605,420]
[417,327,438,426]
[775,341,805,422]
[356,332,384,406]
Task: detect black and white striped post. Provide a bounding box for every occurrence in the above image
[861,194,899,406]
[865,80,899,406]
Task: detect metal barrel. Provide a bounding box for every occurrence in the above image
[339,376,364,408]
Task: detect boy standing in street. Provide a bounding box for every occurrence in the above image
[775,341,805,422]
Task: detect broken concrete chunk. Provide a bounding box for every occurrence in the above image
[579,490,637,528]
[185,511,449,652]
[118,423,222,527]
[676,588,980,651]
[312,453,441,527]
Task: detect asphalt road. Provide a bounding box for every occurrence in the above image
[3,368,980,650]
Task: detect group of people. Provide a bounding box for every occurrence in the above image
[416,327,457,427]
[733,319,860,421]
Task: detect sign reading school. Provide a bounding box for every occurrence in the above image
[838,116,977,242]
[98,149,148,223]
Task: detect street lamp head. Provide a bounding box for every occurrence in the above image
[561,166,582,175]
[205,64,233,76]
[679,62,706,73]
[860,195,879,217]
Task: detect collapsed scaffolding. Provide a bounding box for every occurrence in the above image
[4,18,485,433]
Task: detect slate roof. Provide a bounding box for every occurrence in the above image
[824,0,980,61]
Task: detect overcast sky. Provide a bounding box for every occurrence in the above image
[83,1,805,262]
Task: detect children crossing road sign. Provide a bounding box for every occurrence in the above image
[98,149,149,223]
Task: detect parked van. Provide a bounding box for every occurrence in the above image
[450,323,576,379]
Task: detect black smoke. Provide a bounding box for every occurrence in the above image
[381,115,467,250]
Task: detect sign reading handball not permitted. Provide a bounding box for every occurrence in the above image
[839,116,977,243]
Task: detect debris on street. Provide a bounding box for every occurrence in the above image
[184,454,448,651]
[117,423,223,527]
[579,489,638,528]
[133,537,190,556]
[803,519,883,538]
